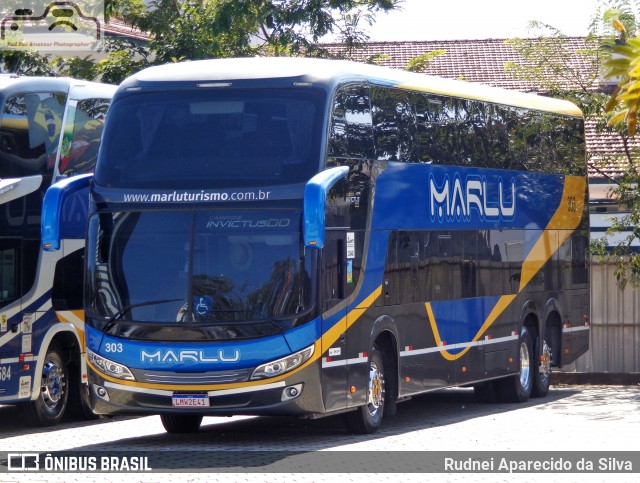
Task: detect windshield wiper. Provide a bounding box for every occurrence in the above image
[101,298,183,333]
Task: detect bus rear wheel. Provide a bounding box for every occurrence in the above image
[343,346,385,434]
[531,334,552,398]
[18,342,68,426]
[160,414,203,433]
[496,326,534,403]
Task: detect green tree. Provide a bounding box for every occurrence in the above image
[0,51,56,76]
[100,0,400,82]
[506,0,640,287]
[404,50,446,72]
[601,2,640,287]
[2,1,400,82]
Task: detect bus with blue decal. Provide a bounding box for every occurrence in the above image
[42,58,589,434]
[0,75,115,425]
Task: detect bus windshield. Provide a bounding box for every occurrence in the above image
[95,88,325,189]
[85,208,311,332]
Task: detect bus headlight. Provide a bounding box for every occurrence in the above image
[250,344,314,380]
[87,348,135,381]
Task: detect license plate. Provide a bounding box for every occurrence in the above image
[172,394,210,407]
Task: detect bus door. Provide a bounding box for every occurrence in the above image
[320,229,348,412]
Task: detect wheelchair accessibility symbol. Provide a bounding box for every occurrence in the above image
[194,296,214,316]
[1,1,103,51]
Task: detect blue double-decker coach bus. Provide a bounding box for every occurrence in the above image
[43,58,590,434]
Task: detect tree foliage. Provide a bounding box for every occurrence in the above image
[105,0,400,79]
[604,13,640,134]
[1,0,400,82]
[599,1,640,288]
[504,21,605,117]
[404,50,446,72]
[506,0,640,288]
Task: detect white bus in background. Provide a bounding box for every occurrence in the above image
[0,75,115,425]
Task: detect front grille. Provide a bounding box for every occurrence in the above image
[131,367,253,384]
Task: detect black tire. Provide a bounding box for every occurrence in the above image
[343,346,385,434]
[473,381,498,403]
[531,334,552,398]
[496,326,534,403]
[66,377,100,421]
[18,342,69,426]
[160,414,203,433]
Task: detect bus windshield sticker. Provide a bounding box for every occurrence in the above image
[193,296,214,316]
[19,376,31,398]
[22,314,33,334]
[21,334,32,353]
[347,232,355,258]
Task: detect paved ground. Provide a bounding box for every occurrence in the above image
[1,384,639,482]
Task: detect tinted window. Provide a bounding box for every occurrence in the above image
[384,229,533,303]
[0,243,17,307]
[52,248,84,310]
[0,238,38,309]
[328,84,374,160]
[86,209,310,324]
[412,91,585,173]
[0,92,66,178]
[372,87,416,162]
[59,97,111,176]
[96,88,325,189]
[0,91,66,239]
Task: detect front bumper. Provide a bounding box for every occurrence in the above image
[87,363,325,417]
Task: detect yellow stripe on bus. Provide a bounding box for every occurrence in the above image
[518,176,586,291]
[425,294,517,361]
[425,175,587,360]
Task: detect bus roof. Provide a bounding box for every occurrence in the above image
[0,75,115,98]
[119,57,583,118]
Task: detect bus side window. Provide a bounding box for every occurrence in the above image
[371,87,417,162]
[52,249,84,310]
[0,92,66,178]
[421,231,464,301]
[0,241,18,309]
[384,231,421,305]
[1,92,66,240]
[59,97,111,176]
[328,84,374,160]
[571,234,589,286]
[414,94,462,165]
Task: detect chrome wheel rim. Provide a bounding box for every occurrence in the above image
[367,359,384,416]
[519,340,531,390]
[539,339,552,382]
[41,359,65,409]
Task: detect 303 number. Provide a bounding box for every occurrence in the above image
[104,343,123,353]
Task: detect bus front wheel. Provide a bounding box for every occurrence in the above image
[160,414,204,433]
[18,342,68,426]
[343,346,385,434]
